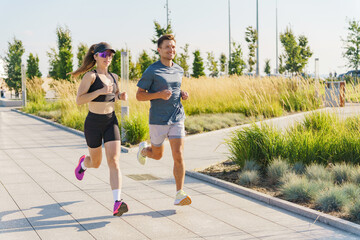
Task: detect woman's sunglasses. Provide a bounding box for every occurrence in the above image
[98,51,113,58]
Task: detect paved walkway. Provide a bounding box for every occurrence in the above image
[1,106,360,240]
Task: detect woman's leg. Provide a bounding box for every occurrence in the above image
[104,140,121,190]
[83,146,103,168]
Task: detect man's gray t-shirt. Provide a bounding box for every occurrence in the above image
[137,61,185,125]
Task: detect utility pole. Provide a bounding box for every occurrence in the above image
[166,0,169,28]
[276,0,279,74]
[256,0,259,76]
[228,0,231,73]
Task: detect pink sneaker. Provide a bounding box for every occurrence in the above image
[75,155,86,180]
[113,200,128,216]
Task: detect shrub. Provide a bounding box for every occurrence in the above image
[341,183,360,201]
[281,175,317,203]
[292,162,306,175]
[227,124,283,170]
[348,199,360,221]
[332,162,354,184]
[305,164,333,182]
[243,160,261,172]
[123,114,149,145]
[267,157,290,185]
[238,170,260,187]
[351,166,360,184]
[315,186,347,212]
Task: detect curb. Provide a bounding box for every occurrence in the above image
[185,170,360,237]
[11,109,131,153]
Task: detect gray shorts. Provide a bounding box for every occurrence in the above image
[149,121,185,147]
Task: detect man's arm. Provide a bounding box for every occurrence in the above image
[136,88,172,101]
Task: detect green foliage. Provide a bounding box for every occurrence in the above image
[305,164,333,182]
[77,43,88,68]
[238,170,260,186]
[264,59,271,75]
[123,114,149,145]
[332,162,354,184]
[192,50,205,78]
[279,27,312,75]
[243,160,261,172]
[177,44,190,76]
[109,50,122,76]
[48,26,73,81]
[229,42,246,76]
[292,162,306,175]
[245,26,257,73]
[138,50,153,74]
[152,20,173,57]
[342,19,360,83]
[26,53,42,79]
[341,183,360,201]
[128,50,141,80]
[206,52,219,77]
[3,37,25,94]
[227,124,284,170]
[348,199,360,221]
[267,157,290,185]
[281,175,317,203]
[315,186,347,212]
[219,53,227,73]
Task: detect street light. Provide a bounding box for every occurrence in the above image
[228,0,231,74]
[256,0,259,77]
[276,0,278,74]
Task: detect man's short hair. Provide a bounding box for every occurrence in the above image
[157,34,176,48]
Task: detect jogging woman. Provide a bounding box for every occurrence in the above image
[70,42,128,216]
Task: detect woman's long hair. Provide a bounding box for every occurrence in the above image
[69,43,98,78]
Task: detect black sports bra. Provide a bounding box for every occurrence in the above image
[88,70,117,102]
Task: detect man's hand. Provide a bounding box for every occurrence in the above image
[181,90,189,100]
[159,89,172,100]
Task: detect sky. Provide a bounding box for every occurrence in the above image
[0,0,359,78]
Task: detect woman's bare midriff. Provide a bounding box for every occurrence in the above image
[88,102,115,114]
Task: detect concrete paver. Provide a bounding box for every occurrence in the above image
[0,106,360,239]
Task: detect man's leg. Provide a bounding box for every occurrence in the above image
[142,144,164,160]
[169,138,185,191]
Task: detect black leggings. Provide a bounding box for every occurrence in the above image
[84,111,120,148]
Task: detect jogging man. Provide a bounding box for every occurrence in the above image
[136,34,191,206]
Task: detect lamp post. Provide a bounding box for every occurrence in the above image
[315,58,320,98]
[276,0,278,74]
[228,0,231,74]
[121,51,130,142]
[21,64,26,107]
[256,0,259,77]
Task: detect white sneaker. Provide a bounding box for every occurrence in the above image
[174,190,192,206]
[137,141,148,165]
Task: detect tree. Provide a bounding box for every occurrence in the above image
[151,20,173,57]
[279,27,312,75]
[264,59,271,76]
[138,50,153,74]
[342,19,360,83]
[48,26,73,81]
[229,42,246,76]
[245,26,258,73]
[192,50,205,78]
[128,50,141,80]
[3,37,25,95]
[26,53,42,79]
[109,50,122,76]
[206,52,219,77]
[177,44,190,76]
[77,43,88,68]
[219,53,227,73]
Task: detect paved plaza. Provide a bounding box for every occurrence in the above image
[1,106,360,239]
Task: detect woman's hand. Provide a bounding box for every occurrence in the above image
[119,92,128,101]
